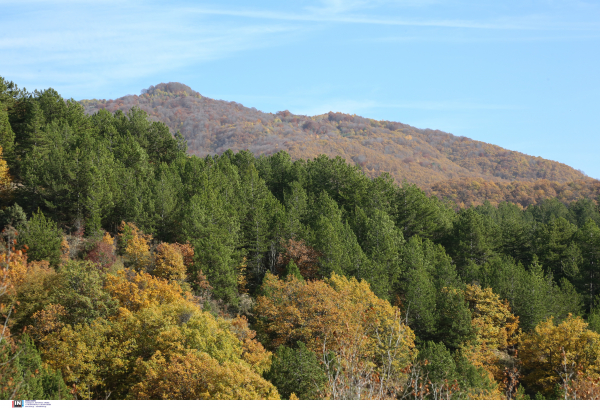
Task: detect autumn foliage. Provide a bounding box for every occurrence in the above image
[519,314,600,396]
[277,239,321,280]
[3,76,600,400]
[255,273,416,399]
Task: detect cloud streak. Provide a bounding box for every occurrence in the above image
[183,7,544,30]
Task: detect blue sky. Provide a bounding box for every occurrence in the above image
[2,0,599,178]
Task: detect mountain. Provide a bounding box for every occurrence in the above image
[80,82,599,207]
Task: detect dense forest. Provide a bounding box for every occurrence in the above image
[79,82,600,208]
[2,76,600,400]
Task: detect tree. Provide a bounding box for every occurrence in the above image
[255,273,416,399]
[392,182,454,241]
[358,208,404,300]
[461,284,519,385]
[181,189,240,304]
[118,221,151,271]
[574,219,600,312]
[50,260,118,326]
[2,334,71,400]
[33,269,276,399]
[152,242,187,282]
[519,314,600,397]
[265,341,326,399]
[0,146,11,205]
[19,209,62,267]
[447,208,499,281]
[434,287,474,351]
[277,238,320,280]
[129,350,280,400]
[400,238,437,342]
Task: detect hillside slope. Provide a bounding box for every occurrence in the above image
[80,82,597,206]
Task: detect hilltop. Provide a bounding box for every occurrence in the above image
[80,82,599,207]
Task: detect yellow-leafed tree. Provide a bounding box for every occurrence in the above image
[152,242,187,281]
[31,268,278,400]
[255,272,416,399]
[118,222,151,271]
[519,314,600,396]
[0,146,11,202]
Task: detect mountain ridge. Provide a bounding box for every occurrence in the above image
[80,82,599,207]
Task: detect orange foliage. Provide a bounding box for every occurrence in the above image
[567,373,600,400]
[29,304,67,339]
[277,239,321,280]
[255,273,416,399]
[428,177,600,208]
[172,242,194,267]
[0,246,28,297]
[229,315,272,375]
[255,272,415,356]
[60,237,70,263]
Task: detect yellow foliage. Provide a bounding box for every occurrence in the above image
[0,248,28,297]
[458,285,519,397]
[29,304,67,340]
[0,146,12,201]
[102,232,114,246]
[118,222,151,271]
[255,273,416,398]
[152,242,187,281]
[33,267,276,399]
[60,237,70,263]
[33,316,134,400]
[130,350,279,400]
[229,315,272,375]
[105,269,190,313]
[519,314,600,395]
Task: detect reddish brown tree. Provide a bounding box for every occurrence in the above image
[277,239,321,280]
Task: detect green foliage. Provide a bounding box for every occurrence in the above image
[51,260,118,325]
[0,203,27,229]
[447,208,499,281]
[417,341,458,384]
[13,335,71,399]
[0,335,70,400]
[265,342,326,399]
[453,352,501,398]
[434,288,474,351]
[2,77,599,400]
[19,209,62,266]
[284,260,304,281]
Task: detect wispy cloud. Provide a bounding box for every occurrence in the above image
[182,6,544,30]
[0,3,305,96]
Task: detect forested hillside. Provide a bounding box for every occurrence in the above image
[79,82,598,208]
[2,77,600,400]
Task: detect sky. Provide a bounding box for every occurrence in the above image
[1,0,599,178]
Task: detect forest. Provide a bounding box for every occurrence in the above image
[80,82,600,209]
[1,76,600,400]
